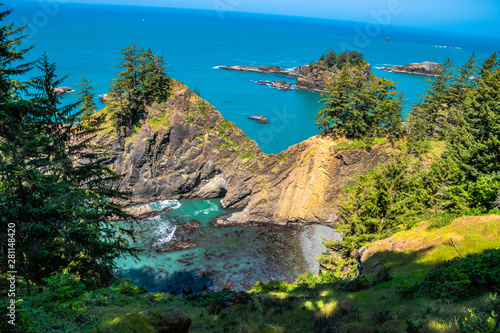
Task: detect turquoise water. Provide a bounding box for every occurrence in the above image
[116,199,307,293]
[7,1,500,154]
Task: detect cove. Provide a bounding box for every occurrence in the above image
[115,198,339,294]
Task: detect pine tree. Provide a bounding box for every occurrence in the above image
[110,44,171,130]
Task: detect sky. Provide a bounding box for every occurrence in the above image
[22,0,500,36]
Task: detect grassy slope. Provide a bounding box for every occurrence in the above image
[25,215,498,333]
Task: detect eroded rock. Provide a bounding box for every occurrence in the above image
[54,86,73,96]
[381,61,442,77]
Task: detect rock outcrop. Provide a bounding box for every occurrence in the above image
[96,79,261,206]
[381,61,442,77]
[97,79,390,226]
[248,115,269,123]
[54,86,73,96]
[220,62,370,93]
[218,135,390,226]
[219,65,289,75]
[257,80,293,91]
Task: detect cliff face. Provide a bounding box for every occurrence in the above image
[97,79,262,205]
[219,136,389,226]
[99,79,388,225]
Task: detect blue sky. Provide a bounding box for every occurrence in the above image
[30,0,500,36]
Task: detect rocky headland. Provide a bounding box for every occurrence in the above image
[97,79,390,226]
[220,60,371,94]
[380,61,442,77]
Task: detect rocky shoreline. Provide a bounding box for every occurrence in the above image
[219,64,341,93]
[380,61,442,77]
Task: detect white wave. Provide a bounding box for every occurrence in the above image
[212,66,222,69]
[193,200,219,216]
[149,199,181,211]
[285,67,298,71]
[152,217,177,244]
[434,45,461,49]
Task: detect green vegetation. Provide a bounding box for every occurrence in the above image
[318,49,366,69]
[316,61,404,141]
[109,44,171,131]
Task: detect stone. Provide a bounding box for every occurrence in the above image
[180,220,202,230]
[91,79,389,227]
[156,242,197,253]
[248,115,269,123]
[256,80,293,91]
[54,86,73,96]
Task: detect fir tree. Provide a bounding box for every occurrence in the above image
[0,9,139,291]
[316,62,403,141]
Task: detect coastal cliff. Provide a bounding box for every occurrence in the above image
[99,79,388,225]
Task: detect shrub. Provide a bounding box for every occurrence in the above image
[43,273,86,303]
[252,280,291,293]
[113,279,147,296]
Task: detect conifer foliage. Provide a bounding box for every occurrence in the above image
[316,62,403,141]
[110,44,171,129]
[0,7,138,291]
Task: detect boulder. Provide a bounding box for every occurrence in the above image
[256,80,293,91]
[248,115,269,123]
[180,220,202,230]
[156,242,197,253]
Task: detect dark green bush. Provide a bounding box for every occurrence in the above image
[43,273,86,302]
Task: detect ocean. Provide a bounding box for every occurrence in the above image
[7,0,500,154]
[5,1,500,291]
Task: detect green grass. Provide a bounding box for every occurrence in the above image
[148,109,169,129]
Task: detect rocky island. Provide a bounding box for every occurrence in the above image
[219,50,370,94]
[54,86,74,96]
[380,61,442,77]
[256,79,293,91]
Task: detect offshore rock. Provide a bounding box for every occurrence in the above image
[381,61,442,77]
[219,65,289,75]
[54,86,73,96]
[248,115,269,123]
[257,80,293,91]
